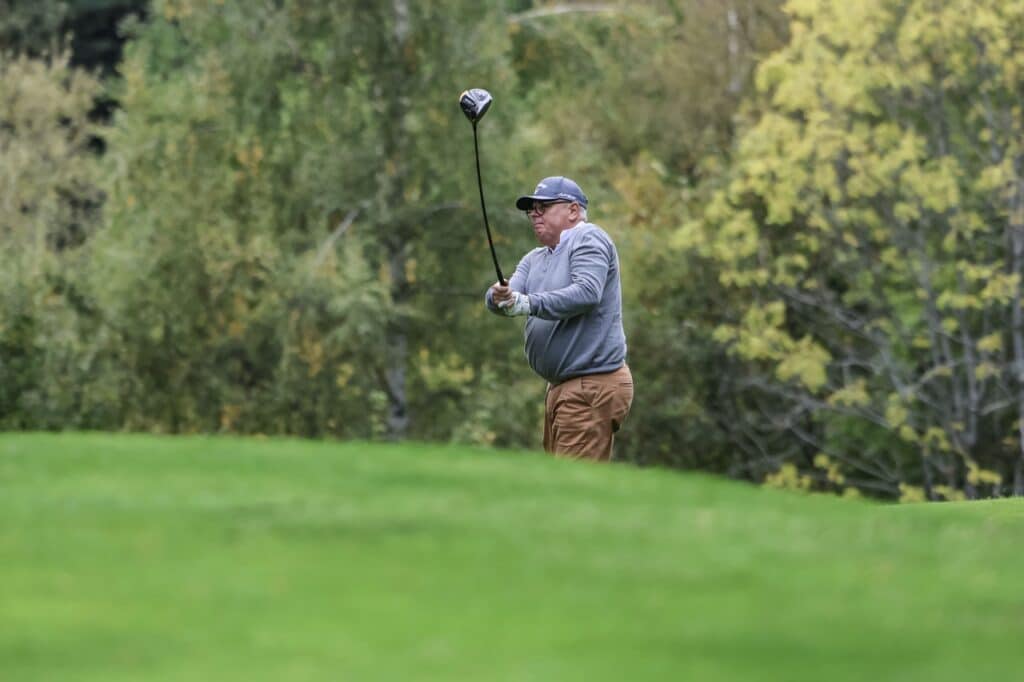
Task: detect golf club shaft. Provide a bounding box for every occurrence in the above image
[473,123,506,286]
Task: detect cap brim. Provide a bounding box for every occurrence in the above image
[515,194,558,210]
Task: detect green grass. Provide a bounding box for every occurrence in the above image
[1,433,1022,681]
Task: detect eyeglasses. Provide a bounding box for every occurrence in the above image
[525,201,570,217]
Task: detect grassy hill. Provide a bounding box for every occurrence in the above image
[1,433,1022,681]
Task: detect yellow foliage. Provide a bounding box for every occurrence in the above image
[813,453,845,484]
[922,427,951,452]
[795,233,821,253]
[893,201,920,222]
[885,401,908,428]
[974,362,1000,381]
[911,335,931,350]
[725,302,800,362]
[655,0,1024,501]
[772,253,809,287]
[297,335,324,378]
[776,336,830,391]
[244,143,264,174]
[977,332,1003,353]
[975,159,1014,193]
[936,291,981,312]
[827,379,870,408]
[712,325,737,345]
[335,363,354,388]
[220,404,241,431]
[898,483,927,503]
[979,273,1019,304]
[880,248,903,269]
[670,219,706,253]
[418,350,475,392]
[715,211,760,261]
[764,463,813,492]
[932,485,966,502]
[958,262,998,283]
[967,461,1003,486]
[719,267,770,288]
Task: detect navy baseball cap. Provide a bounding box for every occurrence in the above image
[515,176,589,210]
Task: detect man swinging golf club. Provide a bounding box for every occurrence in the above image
[461,88,632,461]
[486,176,634,462]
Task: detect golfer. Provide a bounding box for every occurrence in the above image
[486,176,633,462]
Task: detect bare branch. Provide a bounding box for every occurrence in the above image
[314,208,359,268]
[508,4,628,23]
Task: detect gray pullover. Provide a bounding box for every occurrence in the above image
[486,221,627,384]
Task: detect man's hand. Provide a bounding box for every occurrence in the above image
[490,282,530,316]
[490,282,514,307]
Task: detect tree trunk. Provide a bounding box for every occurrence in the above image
[385,244,409,436]
[382,0,411,440]
[726,4,742,95]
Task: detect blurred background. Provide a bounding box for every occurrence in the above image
[3,0,1023,501]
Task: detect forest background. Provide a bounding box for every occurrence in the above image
[4,0,1024,501]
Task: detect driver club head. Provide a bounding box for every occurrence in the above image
[459,88,493,124]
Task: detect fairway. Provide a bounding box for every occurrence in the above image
[2,433,1022,681]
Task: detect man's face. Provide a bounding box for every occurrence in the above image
[525,201,580,248]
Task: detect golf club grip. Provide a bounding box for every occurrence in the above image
[473,124,506,286]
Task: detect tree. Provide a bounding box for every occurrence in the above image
[0,1,66,56]
[0,1,147,73]
[0,51,108,427]
[679,0,1024,498]
[85,0,542,438]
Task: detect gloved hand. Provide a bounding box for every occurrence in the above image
[498,291,531,317]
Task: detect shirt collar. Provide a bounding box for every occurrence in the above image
[549,220,586,252]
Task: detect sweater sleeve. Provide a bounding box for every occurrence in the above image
[485,252,532,314]
[529,230,611,320]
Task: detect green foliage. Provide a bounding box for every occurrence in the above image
[0,1,147,73]
[0,51,107,428]
[681,0,1024,498]
[0,1,67,55]
[12,0,1024,501]
[74,0,546,438]
[0,0,796,484]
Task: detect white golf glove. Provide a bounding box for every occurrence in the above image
[498,292,531,317]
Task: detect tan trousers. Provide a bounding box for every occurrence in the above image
[543,365,634,462]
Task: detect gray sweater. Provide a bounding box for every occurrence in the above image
[486,222,627,384]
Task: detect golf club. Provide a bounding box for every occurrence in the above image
[459,88,506,286]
